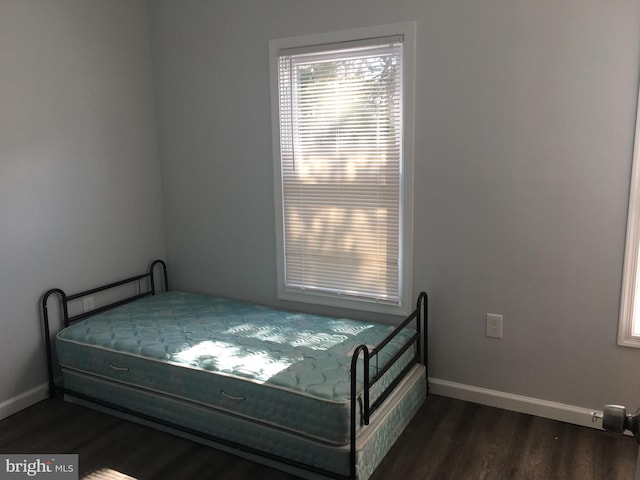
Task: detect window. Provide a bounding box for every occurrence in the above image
[619,83,640,347]
[270,23,415,315]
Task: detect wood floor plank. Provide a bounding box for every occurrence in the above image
[0,395,636,480]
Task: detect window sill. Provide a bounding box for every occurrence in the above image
[278,288,412,317]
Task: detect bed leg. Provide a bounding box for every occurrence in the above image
[42,288,68,400]
[417,291,429,395]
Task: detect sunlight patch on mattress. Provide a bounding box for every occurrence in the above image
[225,320,375,350]
[170,340,296,382]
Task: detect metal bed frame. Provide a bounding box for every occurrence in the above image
[42,259,428,480]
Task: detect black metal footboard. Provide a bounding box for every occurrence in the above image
[349,291,428,479]
[41,260,428,480]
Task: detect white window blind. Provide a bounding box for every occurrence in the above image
[276,37,404,305]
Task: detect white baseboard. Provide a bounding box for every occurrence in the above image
[0,383,49,421]
[429,377,605,431]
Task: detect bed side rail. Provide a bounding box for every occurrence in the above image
[41,259,168,397]
[349,291,428,478]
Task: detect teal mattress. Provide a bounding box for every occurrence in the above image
[56,291,419,446]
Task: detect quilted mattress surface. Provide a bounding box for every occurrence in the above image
[56,291,418,445]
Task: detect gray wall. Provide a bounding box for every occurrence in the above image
[149,0,640,411]
[0,0,165,406]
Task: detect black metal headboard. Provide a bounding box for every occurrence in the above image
[41,259,168,396]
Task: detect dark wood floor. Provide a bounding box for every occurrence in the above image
[0,394,636,480]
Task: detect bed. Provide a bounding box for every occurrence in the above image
[42,260,428,479]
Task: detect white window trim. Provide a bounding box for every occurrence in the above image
[619,83,640,347]
[269,22,416,316]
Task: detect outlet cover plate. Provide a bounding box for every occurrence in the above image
[486,313,503,339]
[82,296,95,313]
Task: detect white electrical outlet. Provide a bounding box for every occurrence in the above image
[486,313,503,339]
[82,296,95,312]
